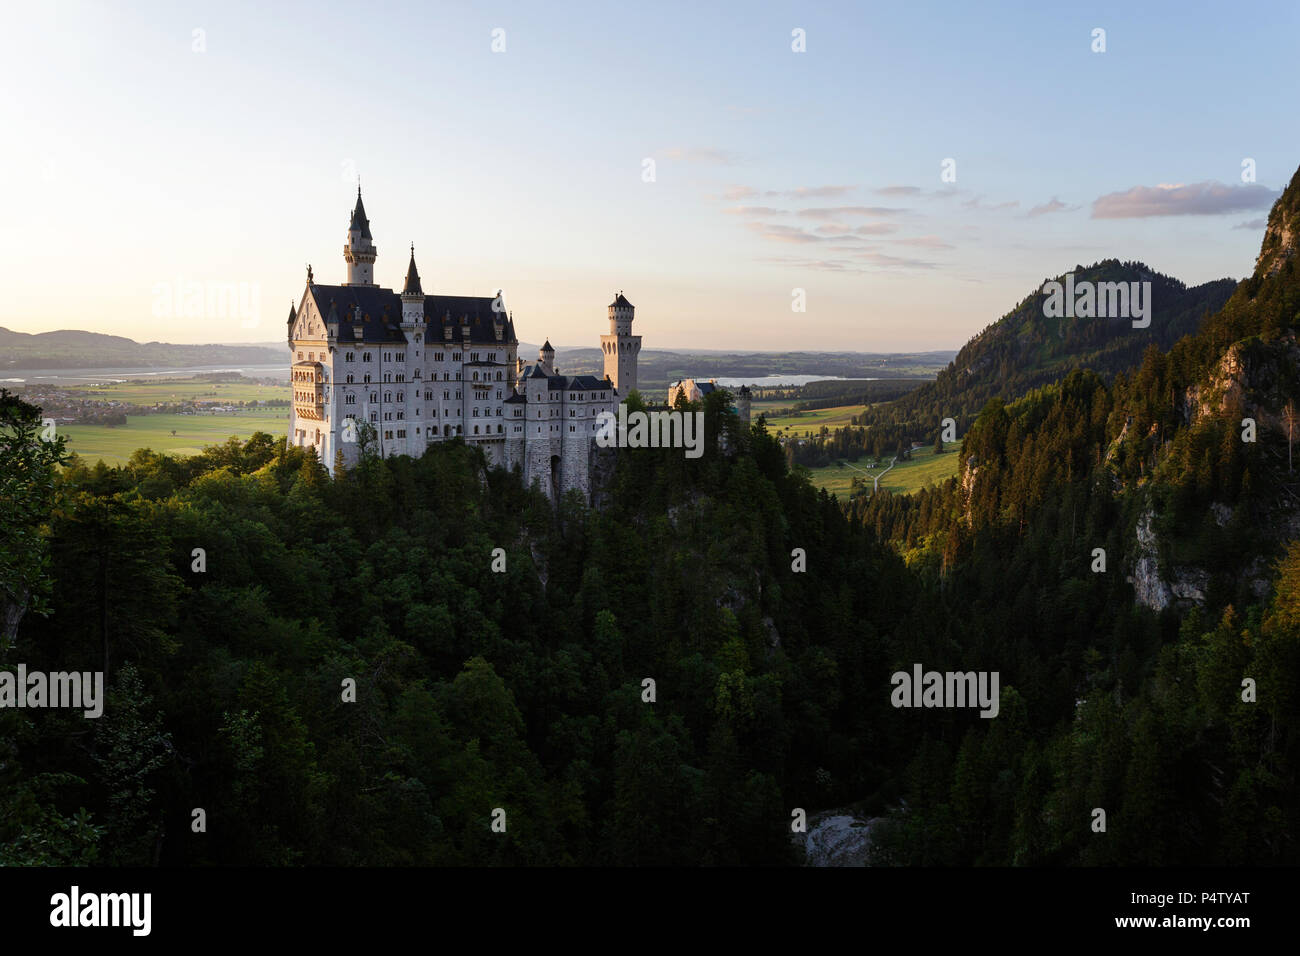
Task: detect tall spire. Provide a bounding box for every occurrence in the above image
[402,243,423,297]
[349,186,372,239]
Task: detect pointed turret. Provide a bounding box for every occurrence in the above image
[402,244,423,297]
[344,186,377,286]
[286,302,297,346]
[349,186,372,239]
[401,245,424,330]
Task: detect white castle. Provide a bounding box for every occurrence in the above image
[288,188,642,499]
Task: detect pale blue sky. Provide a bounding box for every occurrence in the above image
[2,0,1296,350]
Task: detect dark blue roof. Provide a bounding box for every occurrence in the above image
[309,283,517,346]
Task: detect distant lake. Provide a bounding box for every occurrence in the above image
[710,375,875,388]
[2,364,287,385]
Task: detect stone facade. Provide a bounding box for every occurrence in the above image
[287,189,640,500]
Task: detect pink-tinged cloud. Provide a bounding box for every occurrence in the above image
[786,185,856,198]
[890,235,954,249]
[855,223,900,235]
[744,222,839,243]
[1091,180,1279,218]
[722,185,759,200]
[963,196,1019,211]
[875,185,923,196]
[796,206,906,220]
[1027,197,1069,217]
[659,147,740,165]
[723,205,786,216]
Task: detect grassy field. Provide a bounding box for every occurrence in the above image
[756,402,866,435]
[58,410,289,465]
[805,444,962,498]
[77,379,288,405]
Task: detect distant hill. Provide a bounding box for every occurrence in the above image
[0,327,283,369]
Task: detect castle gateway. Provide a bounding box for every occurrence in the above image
[287,188,641,500]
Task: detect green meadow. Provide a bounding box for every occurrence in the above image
[58,410,289,465]
[805,443,962,498]
[78,378,288,405]
[754,401,866,435]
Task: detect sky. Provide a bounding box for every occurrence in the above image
[2,0,1297,352]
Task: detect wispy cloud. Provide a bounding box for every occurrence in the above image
[1233,218,1267,230]
[723,205,786,216]
[1027,197,1070,217]
[962,195,1019,211]
[1091,180,1279,218]
[890,235,954,250]
[659,147,740,165]
[796,206,906,220]
[875,185,923,196]
[786,185,856,198]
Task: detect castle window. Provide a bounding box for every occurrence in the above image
[474,426,479,435]
[452,353,461,361]
[363,352,371,362]
[396,373,405,382]
[364,374,371,384]
[385,430,392,439]
[396,352,404,362]
[471,352,479,362]
[444,391,450,400]
[345,352,354,362]
[473,408,479,417]
[397,411,404,420]
[397,392,404,402]
[570,409,575,417]
[345,394,355,405]
[384,373,391,383]
[473,372,479,381]
[444,425,451,436]
[346,374,354,384]
[370,393,377,403]
[297,352,303,360]
[397,429,405,438]
[497,424,503,433]
[434,352,443,362]
[370,413,378,422]
[384,353,391,362]
[570,425,575,432]
[384,393,392,402]
[496,371,502,381]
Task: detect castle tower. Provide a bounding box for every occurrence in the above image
[343,187,377,286]
[601,291,640,398]
[401,244,423,329]
[737,384,752,425]
[538,339,555,375]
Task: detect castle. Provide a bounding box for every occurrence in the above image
[287,188,641,499]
